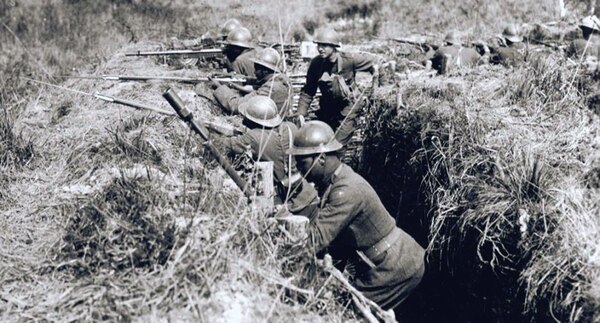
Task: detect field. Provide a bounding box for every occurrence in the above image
[1,0,599,322]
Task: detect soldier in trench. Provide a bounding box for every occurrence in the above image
[295,28,383,154]
[286,120,426,318]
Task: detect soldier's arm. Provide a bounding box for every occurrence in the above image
[212,132,256,156]
[352,52,381,87]
[297,58,321,117]
[213,84,244,114]
[307,186,358,253]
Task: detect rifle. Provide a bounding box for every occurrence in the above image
[94,93,244,136]
[163,88,254,198]
[66,74,248,85]
[524,37,565,51]
[25,78,243,136]
[390,38,439,51]
[125,48,223,57]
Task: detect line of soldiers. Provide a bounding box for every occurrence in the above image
[424,16,600,74]
[178,14,600,319]
[196,19,426,318]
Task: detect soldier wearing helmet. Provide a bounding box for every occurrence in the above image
[568,16,600,64]
[214,48,293,118]
[296,28,382,150]
[488,25,527,67]
[223,27,257,78]
[286,121,425,314]
[430,31,483,74]
[212,96,318,218]
[220,18,242,40]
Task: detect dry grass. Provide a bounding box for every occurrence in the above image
[2,0,600,322]
[362,55,599,322]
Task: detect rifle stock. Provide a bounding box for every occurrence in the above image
[391,38,439,51]
[163,88,254,198]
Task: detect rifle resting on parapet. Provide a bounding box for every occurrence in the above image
[65,74,307,89]
[163,88,254,198]
[125,48,224,57]
[24,78,243,136]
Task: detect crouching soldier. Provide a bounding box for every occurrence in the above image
[212,96,319,218]
[430,31,483,74]
[286,120,426,314]
[214,48,293,118]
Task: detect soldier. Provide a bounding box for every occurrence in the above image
[490,25,527,67]
[171,18,241,50]
[286,121,426,314]
[213,48,293,118]
[223,27,257,78]
[430,31,483,74]
[568,16,600,60]
[219,18,242,40]
[212,96,319,218]
[296,28,381,150]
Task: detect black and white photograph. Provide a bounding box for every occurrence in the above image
[1,0,599,321]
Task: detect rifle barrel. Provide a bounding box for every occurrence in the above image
[125,48,223,56]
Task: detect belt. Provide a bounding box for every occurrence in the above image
[362,227,403,260]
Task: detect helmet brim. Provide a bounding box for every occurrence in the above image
[504,35,523,43]
[286,141,343,155]
[251,58,281,73]
[313,41,341,48]
[238,102,282,128]
[226,41,254,49]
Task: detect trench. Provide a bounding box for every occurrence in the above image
[353,86,529,323]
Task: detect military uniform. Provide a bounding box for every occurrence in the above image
[297,51,379,146]
[213,73,293,117]
[431,45,482,74]
[568,38,600,58]
[214,122,318,217]
[228,48,257,78]
[489,41,527,67]
[309,163,425,310]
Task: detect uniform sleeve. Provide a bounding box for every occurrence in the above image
[213,85,244,114]
[297,57,322,116]
[256,79,292,117]
[351,52,378,72]
[307,186,359,253]
[212,132,256,156]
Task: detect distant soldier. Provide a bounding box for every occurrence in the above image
[430,31,483,74]
[490,25,527,67]
[171,18,241,49]
[286,121,426,314]
[297,28,381,150]
[568,16,600,60]
[223,27,257,78]
[219,18,243,40]
[213,96,319,218]
[213,48,293,118]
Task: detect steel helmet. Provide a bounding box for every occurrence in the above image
[502,25,523,43]
[220,18,242,38]
[238,96,282,128]
[226,27,254,49]
[313,28,341,47]
[444,31,460,45]
[251,48,282,72]
[286,121,343,155]
[580,16,600,32]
